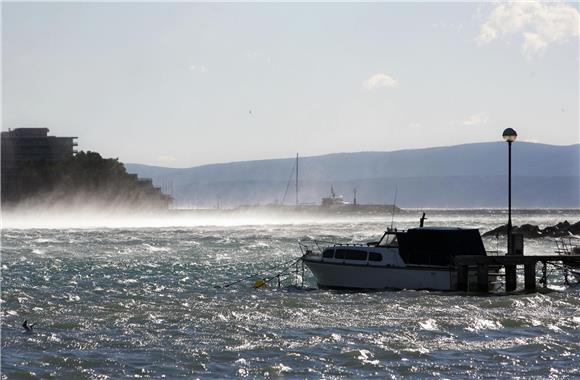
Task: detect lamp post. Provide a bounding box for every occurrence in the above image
[502,128,517,254]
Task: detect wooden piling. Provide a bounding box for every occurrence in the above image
[454,254,580,294]
[541,261,547,288]
[505,265,517,292]
[457,265,468,291]
[477,263,489,293]
[524,263,536,291]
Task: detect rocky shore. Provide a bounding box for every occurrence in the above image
[483,220,580,238]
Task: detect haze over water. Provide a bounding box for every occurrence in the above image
[3,1,579,377]
[2,210,579,378]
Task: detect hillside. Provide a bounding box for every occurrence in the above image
[3,151,172,210]
[125,142,580,208]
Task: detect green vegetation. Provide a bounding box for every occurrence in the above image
[9,151,170,209]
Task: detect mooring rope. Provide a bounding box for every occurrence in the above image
[259,257,304,286]
[216,256,303,288]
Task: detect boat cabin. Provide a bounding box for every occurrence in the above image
[395,227,487,266]
[313,227,487,268]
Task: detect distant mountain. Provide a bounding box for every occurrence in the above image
[125,142,580,208]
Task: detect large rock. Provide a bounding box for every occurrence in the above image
[517,224,543,237]
[542,221,571,237]
[569,221,580,236]
[483,220,580,238]
[483,224,508,237]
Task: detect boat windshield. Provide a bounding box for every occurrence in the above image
[378,232,398,247]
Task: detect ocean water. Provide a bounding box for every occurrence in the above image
[1,210,579,378]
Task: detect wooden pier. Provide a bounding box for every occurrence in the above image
[454,255,580,293]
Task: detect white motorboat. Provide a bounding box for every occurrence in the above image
[302,222,498,291]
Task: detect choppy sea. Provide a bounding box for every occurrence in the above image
[2,210,579,378]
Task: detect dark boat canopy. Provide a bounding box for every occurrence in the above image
[396,227,486,266]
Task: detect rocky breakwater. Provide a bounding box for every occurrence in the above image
[483,220,580,238]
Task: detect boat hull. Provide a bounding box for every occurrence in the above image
[304,260,456,291]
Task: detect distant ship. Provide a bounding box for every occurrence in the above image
[235,156,400,214]
[321,186,348,207]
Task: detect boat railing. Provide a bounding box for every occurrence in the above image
[299,240,370,255]
[555,237,578,255]
[332,243,369,247]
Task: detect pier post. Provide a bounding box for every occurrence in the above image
[524,263,536,291]
[542,261,547,288]
[505,265,517,292]
[477,263,489,293]
[455,254,580,294]
[457,265,468,291]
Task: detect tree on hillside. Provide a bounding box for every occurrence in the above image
[9,151,170,209]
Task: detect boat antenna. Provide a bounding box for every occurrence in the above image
[390,185,398,230]
[420,212,427,227]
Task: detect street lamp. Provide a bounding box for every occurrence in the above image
[502,128,517,254]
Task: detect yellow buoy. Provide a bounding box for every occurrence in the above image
[253,279,266,288]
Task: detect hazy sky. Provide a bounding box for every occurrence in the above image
[3,2,579,167]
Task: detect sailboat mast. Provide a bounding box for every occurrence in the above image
[295,153,299,205]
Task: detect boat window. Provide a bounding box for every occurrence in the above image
[369,252,382,261]
[334,250,345,259]
[335,249,367,261]
[322,249,334,258]
[378,233,398,247]
[345,250,367,260]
